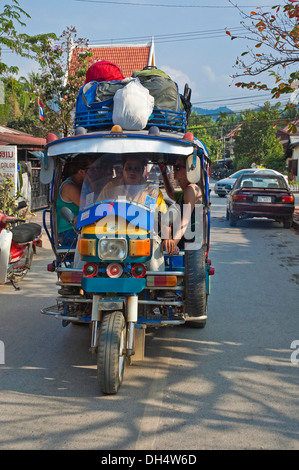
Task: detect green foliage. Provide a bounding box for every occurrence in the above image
[0,75,42,132]
[0,0,56,76]
[228,0,299,107]
[233,103,285,171]
[0,174,26,218]
[187,112,222,160]
[31,26,93,137]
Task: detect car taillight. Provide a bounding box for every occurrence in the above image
[282,195,294,203]
[233,194,247,201]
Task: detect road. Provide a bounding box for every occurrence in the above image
[0,190,298,450]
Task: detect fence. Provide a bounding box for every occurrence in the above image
[289,184,299,193]
[31,167,50,211]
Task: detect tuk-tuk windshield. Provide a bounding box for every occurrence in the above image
[80,154,161,211]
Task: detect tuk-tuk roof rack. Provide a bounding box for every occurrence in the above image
[74,105,187,133]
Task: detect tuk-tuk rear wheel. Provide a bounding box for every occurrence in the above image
[97,311,127,395]
[184,247,207,327]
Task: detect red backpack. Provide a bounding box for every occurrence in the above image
[85,60,124,84]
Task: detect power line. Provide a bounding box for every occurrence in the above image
[1,26,246,52]
[86,27,245,45]
[74,0,274,8]
[193,93,273,105]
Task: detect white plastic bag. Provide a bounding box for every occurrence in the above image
[112,79,154,130]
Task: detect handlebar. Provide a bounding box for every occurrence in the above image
[1,216,25,224]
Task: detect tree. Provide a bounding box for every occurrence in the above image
[227,0,299,102]
[34,26,92,137]
[188,112,222,160]
[0,0,56,76]
[233,103,285,170]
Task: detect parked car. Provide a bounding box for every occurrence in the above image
[226,172,295,228]
[214,169,256,197]
[254,168,289,184]
[214,168,289,197]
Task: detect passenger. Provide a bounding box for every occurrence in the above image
[159,157,202,254]
[83,158,114,202]
[98,155,167,271]
[56,156,93,246]
[99,155,166,211]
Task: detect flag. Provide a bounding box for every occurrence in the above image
[38,99,44,121]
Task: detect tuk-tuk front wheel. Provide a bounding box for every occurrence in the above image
[97,311,127,395]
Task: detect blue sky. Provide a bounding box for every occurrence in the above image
[4,0,285,113]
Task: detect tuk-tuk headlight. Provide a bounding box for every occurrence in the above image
[99,238,127,261]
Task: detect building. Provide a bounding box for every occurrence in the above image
[69,38,155,79]
[283,121,299,182]
[221,122,299,181]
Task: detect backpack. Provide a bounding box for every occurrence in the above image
[132,67,180,112]
[85,60,124,84]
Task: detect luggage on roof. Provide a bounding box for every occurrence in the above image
[85,60,124,84]
[75,67,189,132]
[132,66,180,112]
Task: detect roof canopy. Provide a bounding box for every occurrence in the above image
[0,125,46,150]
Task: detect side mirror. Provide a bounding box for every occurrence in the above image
[17,200,27,210]
[60,207,75,224]
[186,152,201,184]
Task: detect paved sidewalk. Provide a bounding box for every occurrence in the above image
[293,207,299,230]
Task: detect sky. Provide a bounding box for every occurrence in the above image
[3,0,290,114]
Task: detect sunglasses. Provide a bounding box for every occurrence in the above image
[124,166,143,173]
[174,165,186,171]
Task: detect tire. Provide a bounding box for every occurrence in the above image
[9,244,33,283]
[184,247,207,328]
[283,218,292,229]
[229,211,238,227]
[97,311,127,395]
[226,209,229,220]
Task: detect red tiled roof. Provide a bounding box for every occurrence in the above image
[70,42,155,80]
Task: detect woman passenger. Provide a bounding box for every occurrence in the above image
[159,157,202,254]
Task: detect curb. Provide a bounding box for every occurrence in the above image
[292,220,299,230]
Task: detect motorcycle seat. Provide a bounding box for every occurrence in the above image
[11,223,42,244]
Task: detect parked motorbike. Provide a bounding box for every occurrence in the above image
[0,201,42,289]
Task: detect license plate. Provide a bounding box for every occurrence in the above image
[257,196,272,203]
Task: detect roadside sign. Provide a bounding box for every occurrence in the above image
[0,145,18,195]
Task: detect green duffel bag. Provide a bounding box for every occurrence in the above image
[132,66,171,80]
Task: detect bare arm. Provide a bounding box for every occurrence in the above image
[162,184,202,254]
[159,163,176,200]
[60,181,81,207]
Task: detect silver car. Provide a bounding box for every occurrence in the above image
[214,169,256,197]
[214,168,288,197]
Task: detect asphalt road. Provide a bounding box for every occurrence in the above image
[0,191,298,450]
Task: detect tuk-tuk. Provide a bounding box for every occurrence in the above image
[41,83,213,395]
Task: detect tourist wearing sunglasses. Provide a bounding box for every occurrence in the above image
[99,155,166,212]
[159,157,202,254]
